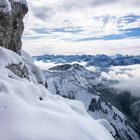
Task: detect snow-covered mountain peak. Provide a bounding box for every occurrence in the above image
[49,63,86,72]
[44,62,140,140]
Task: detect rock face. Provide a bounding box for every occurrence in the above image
[7,64,29,79]
[0,0,29,83]
[0,0,28,54]
[0,1,47,87]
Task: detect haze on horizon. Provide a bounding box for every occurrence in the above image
[23,0,140,56]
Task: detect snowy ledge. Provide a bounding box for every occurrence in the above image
[0,0,27,13]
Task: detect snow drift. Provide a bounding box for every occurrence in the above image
[0,47,114,140]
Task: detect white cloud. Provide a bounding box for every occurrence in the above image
[101,64,140,97]
[23,37,140,55]
[114,77,140,98]
[23,0,140,55]
[34,61,63,70]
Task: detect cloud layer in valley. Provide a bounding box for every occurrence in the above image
[101,64,140,97]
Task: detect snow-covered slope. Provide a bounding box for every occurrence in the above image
[44,63,140,140]
[0,47,115,140]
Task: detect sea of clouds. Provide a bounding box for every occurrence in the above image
[101,64,140,97]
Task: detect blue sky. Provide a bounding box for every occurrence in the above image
[23,0,140,55]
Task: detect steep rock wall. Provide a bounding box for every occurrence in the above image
[0,0,28,54]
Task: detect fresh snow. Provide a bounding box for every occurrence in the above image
[0,47,24,68]
[97,119,116,136]
[21,50,46,85]
[0,0,11,13]
[0,48,114,140]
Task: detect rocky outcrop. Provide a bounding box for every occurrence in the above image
[0,0,28,54]
[6,64,29,79]
[0,1,47,87]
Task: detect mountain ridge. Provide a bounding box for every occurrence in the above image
[34,54,140,67]
[44,63,140,140]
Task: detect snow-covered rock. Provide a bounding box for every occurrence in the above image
[21,50,46,86]
[0,47,23,68]
[0,0,27,13]
[0,0,11,13]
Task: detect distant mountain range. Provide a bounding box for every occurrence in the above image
[34,54,140,140]
[33,54,140,67]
